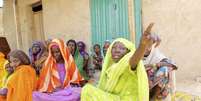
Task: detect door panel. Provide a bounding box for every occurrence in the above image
[90,0,130,46]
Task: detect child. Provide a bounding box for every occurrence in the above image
[89,44,103,84]
[92,44,103,70]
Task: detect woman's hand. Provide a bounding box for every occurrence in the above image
[129,23,160,70]
[140,23,161,48]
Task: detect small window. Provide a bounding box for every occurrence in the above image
[32,2,42,12]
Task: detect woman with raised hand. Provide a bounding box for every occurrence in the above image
[81,23,159,101]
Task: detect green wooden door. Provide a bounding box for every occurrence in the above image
[134,0,142,47]
[90,0,130,46]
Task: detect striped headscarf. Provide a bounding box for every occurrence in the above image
[37,39,83,92]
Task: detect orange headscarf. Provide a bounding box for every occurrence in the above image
[37,39,83,92]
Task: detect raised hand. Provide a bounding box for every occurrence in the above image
[129,23,161,70]
[140,23,161,48]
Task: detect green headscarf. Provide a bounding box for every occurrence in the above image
[74,47,89,80]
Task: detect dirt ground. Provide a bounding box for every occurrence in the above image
[176,78,201,97]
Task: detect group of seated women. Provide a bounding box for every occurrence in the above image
[0,23,177,101]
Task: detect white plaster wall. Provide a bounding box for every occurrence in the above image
[142,0,201,92]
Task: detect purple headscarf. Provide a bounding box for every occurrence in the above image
[77,41,88,57]
[29,41,46,63]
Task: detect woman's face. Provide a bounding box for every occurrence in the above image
[77,42,84,52]
[51,46,63,62]
[9,56,21,69]
[94,45,100,53]
[67,42,76,55]
[111,42,128,63]
[32,44,41,55]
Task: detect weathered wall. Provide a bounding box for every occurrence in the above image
[142,0,201,91]
[16,0,36,51]
[3,0,18,49]
[0,8,3,36]
[42,0,91,49]
[3,0,39,51]
[3,0,91,52]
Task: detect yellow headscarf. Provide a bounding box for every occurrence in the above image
[98,38,149,100]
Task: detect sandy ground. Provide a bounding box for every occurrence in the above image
[176,79,201,97]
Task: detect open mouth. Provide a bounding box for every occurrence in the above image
[112,54,122,59]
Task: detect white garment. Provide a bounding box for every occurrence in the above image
[143,46,167,65]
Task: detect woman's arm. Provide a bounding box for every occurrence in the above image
[129,44,147,70]
[129,23,160,70]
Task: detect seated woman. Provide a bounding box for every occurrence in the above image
[81,23,158,101]
[0,50,37,101]
[77,41,90,77]
[92,44,103,70]
[29,41,48,76]
[67,39,89,81]
[89,44,103,84]
[33,39,83,101]
[143,43,178,100]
